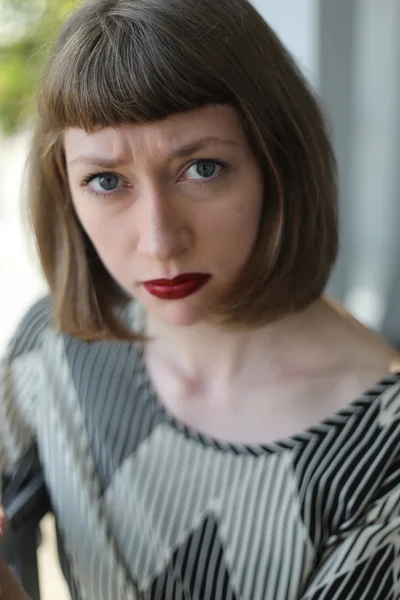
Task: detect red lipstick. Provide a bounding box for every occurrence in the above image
[143,273,211,300]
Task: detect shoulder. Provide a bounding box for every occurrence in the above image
[376,370,400,428]
[0,297,54,448]
[322,298,400,394]
[6,295,53,361]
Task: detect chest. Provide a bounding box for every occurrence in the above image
[145,354,366,445]
[100,428,316,599]
[37,336,317,599]
[36,334,388,600]
[41,380,380,600]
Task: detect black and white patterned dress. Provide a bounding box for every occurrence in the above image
[1,297,400,599]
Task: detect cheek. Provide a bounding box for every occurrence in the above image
[203,183,263,275]
[76,212,107,254]
[219,180,263,243]
[73,203,130,256]
[77,211,132,285]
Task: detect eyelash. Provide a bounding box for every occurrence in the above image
[80,159,229,198]
[81,172,127,198]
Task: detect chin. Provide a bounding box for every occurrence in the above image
[146,298,209,327]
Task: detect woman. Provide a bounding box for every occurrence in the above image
[1,0,400,598]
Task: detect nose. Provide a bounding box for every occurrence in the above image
[136,190,191,262]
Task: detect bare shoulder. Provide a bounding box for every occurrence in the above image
[323,297,400,394]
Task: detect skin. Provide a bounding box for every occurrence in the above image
[65,103,400,445]
[65,104,264,328]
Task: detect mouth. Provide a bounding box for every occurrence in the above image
[143,273,211,300]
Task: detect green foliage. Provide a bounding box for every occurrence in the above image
[0,0,79,134]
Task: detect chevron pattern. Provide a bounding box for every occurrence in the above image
[1,296,400,600]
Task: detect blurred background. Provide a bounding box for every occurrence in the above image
[0,0,400,597]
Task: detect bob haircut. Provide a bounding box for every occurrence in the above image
[27,0,338,341]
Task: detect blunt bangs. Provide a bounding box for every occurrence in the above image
[40,0,238,131]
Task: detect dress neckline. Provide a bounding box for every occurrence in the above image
[136,340,400,456]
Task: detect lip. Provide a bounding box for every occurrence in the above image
[143,273,211,300]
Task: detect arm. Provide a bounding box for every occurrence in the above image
[0,298,51,499]
[0,298,52,599]
[0,355,36,600]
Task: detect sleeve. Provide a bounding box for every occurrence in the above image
[301,381,400,600]
[0,296,52,500]
[0,297,55,600]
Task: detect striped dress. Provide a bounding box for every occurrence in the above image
[1,296,400,600]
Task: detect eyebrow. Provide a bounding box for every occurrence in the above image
[67,137,239,168]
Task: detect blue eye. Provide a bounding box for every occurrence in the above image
[82,172,124,194]
[185,160,224,180]
[84,173,121,193]
[195,160,217,178]
[97,174,119,190]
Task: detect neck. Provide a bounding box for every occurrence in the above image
[144,298,332,386]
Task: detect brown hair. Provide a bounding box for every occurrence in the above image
[27,0,338,341]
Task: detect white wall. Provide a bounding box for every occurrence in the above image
[250,0,319,85]
[344,0,400,328]
[0,133,46,351]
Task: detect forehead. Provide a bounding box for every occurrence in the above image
[63,104,244,158]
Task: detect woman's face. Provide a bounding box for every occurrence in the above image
[65,105,264,327]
